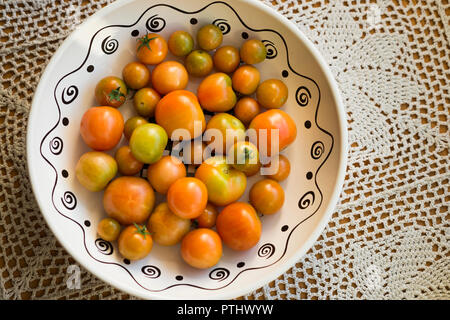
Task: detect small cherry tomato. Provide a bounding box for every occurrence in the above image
[115,145,144,176]
[263,154,290,181]
[133,87,160,118]
[185,50,213,77]
[103,176,155,225]
[233,97,261,126]
[195,203,218,228]
[195,156,247,206]
[168,30,194,57]
[197,73,236,112]
[197,24,223,51]
[240,39,267,65]
[94,76,128,108]
[216,202,261,251]
[80,106,124,151]
[136,33,168,65]
[151,60,188,95]
[147,202,191,246]
[249,179,285,215]
[129,123,168,164]
[213,46,240,73]
[232,65,260,95]
[122,62,150,90]
[205,113,245,154]
[97,217,121,242]
[75,151,117,192]
[180,228,222,269]
[227,141,261,177]
[147,155,186,194]
[249,109,297,157]
[123,116,148,140]
[155,90,205,140]
[256,79,288,109]
[118,223,153,261]
[167,177,208,219]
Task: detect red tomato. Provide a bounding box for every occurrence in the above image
[167,177,208,219]
[197,73,236,112]
[180,228,222,269]
[216,202,261,251]
[80,106,124,151]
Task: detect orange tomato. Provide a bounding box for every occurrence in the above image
[197,73,236,112]
[263,154,291,181]
[195,203,218,228]
[147,155,186,194]
[249,179,285,215]
[248,109,297,157]
[115,145,144,176]
[151,60,188,95]
[256,79,288,109]
[94,76,127,108]
[155,90,205,140]
[133,87,161,118]
[180,228,222,269]
[213,46,240,73]
[233,97,261,126]
[196,24,223,51]
[103,176,155,225]
[123,116,148,140]
[97,217,121,242]
[240,39,267,65]
[118,224,153,260]
[216,202,261,251]
[136,33,168,65]
[122,62,150,90]
[232,65,260,95]
[167,177,208,219]
[80,106,124,151]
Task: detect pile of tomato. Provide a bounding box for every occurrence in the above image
[75,24,297,269]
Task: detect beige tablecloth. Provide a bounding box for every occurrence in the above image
[0,0,448,299]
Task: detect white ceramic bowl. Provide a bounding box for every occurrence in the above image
[27,0,347,299]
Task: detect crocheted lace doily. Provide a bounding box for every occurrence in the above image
[0,0,448,299]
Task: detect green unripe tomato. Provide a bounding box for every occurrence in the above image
[129,123,168,164]
[75,151,117,192]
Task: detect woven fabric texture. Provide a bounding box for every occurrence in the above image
[0,0,448,300]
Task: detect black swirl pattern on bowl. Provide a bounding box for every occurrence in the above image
[141,265,161,279]
[298,191,315,210]
[311,141,325,160]
[61,191,77,210]
[296,86,311,107]
[40,1,335,293]
[49,137,63,155]
[95,238,114,255]
[212,18,231,35]
[61,85,78,104]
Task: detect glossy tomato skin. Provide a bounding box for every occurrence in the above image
[197,73,236,112]
[256,79,288,109]
[133,87,161,118]
[205,113,245,154]
[80,106,124,151]
[249,109,297,157]
[195,203,218,228]
[115,145,144,176]
[240,39,267,65]
[195,156,247,206]
[103,176,155,225]
[151,60,188,95]
[147,202,191,246]
[94,76,128,108]
[97,217,121,242]
[216,202,261,251]
[129,123,168,164]
[185,50,213,77]
[197,24,223,51]
[232,65,260,95]
[180,228,222,269]
[136,33,168,65]
[122,62,150,90]
[249,179,285,215]
[147,155,186,194]
[168,30,194,57]
[75,151,117,192]
[227,141,261,177]
[233,97,261,126]
[213,46,240,73]
[264,154,291,181]
[118,224,153,260]
[167,177,208,219]
[155,90,205,140]
[123,116,148,140]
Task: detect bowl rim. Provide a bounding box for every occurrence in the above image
[26,0,348,300]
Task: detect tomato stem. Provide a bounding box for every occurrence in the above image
[137,33,158,51]
[108,86,125,102]
[133,223,151,238]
